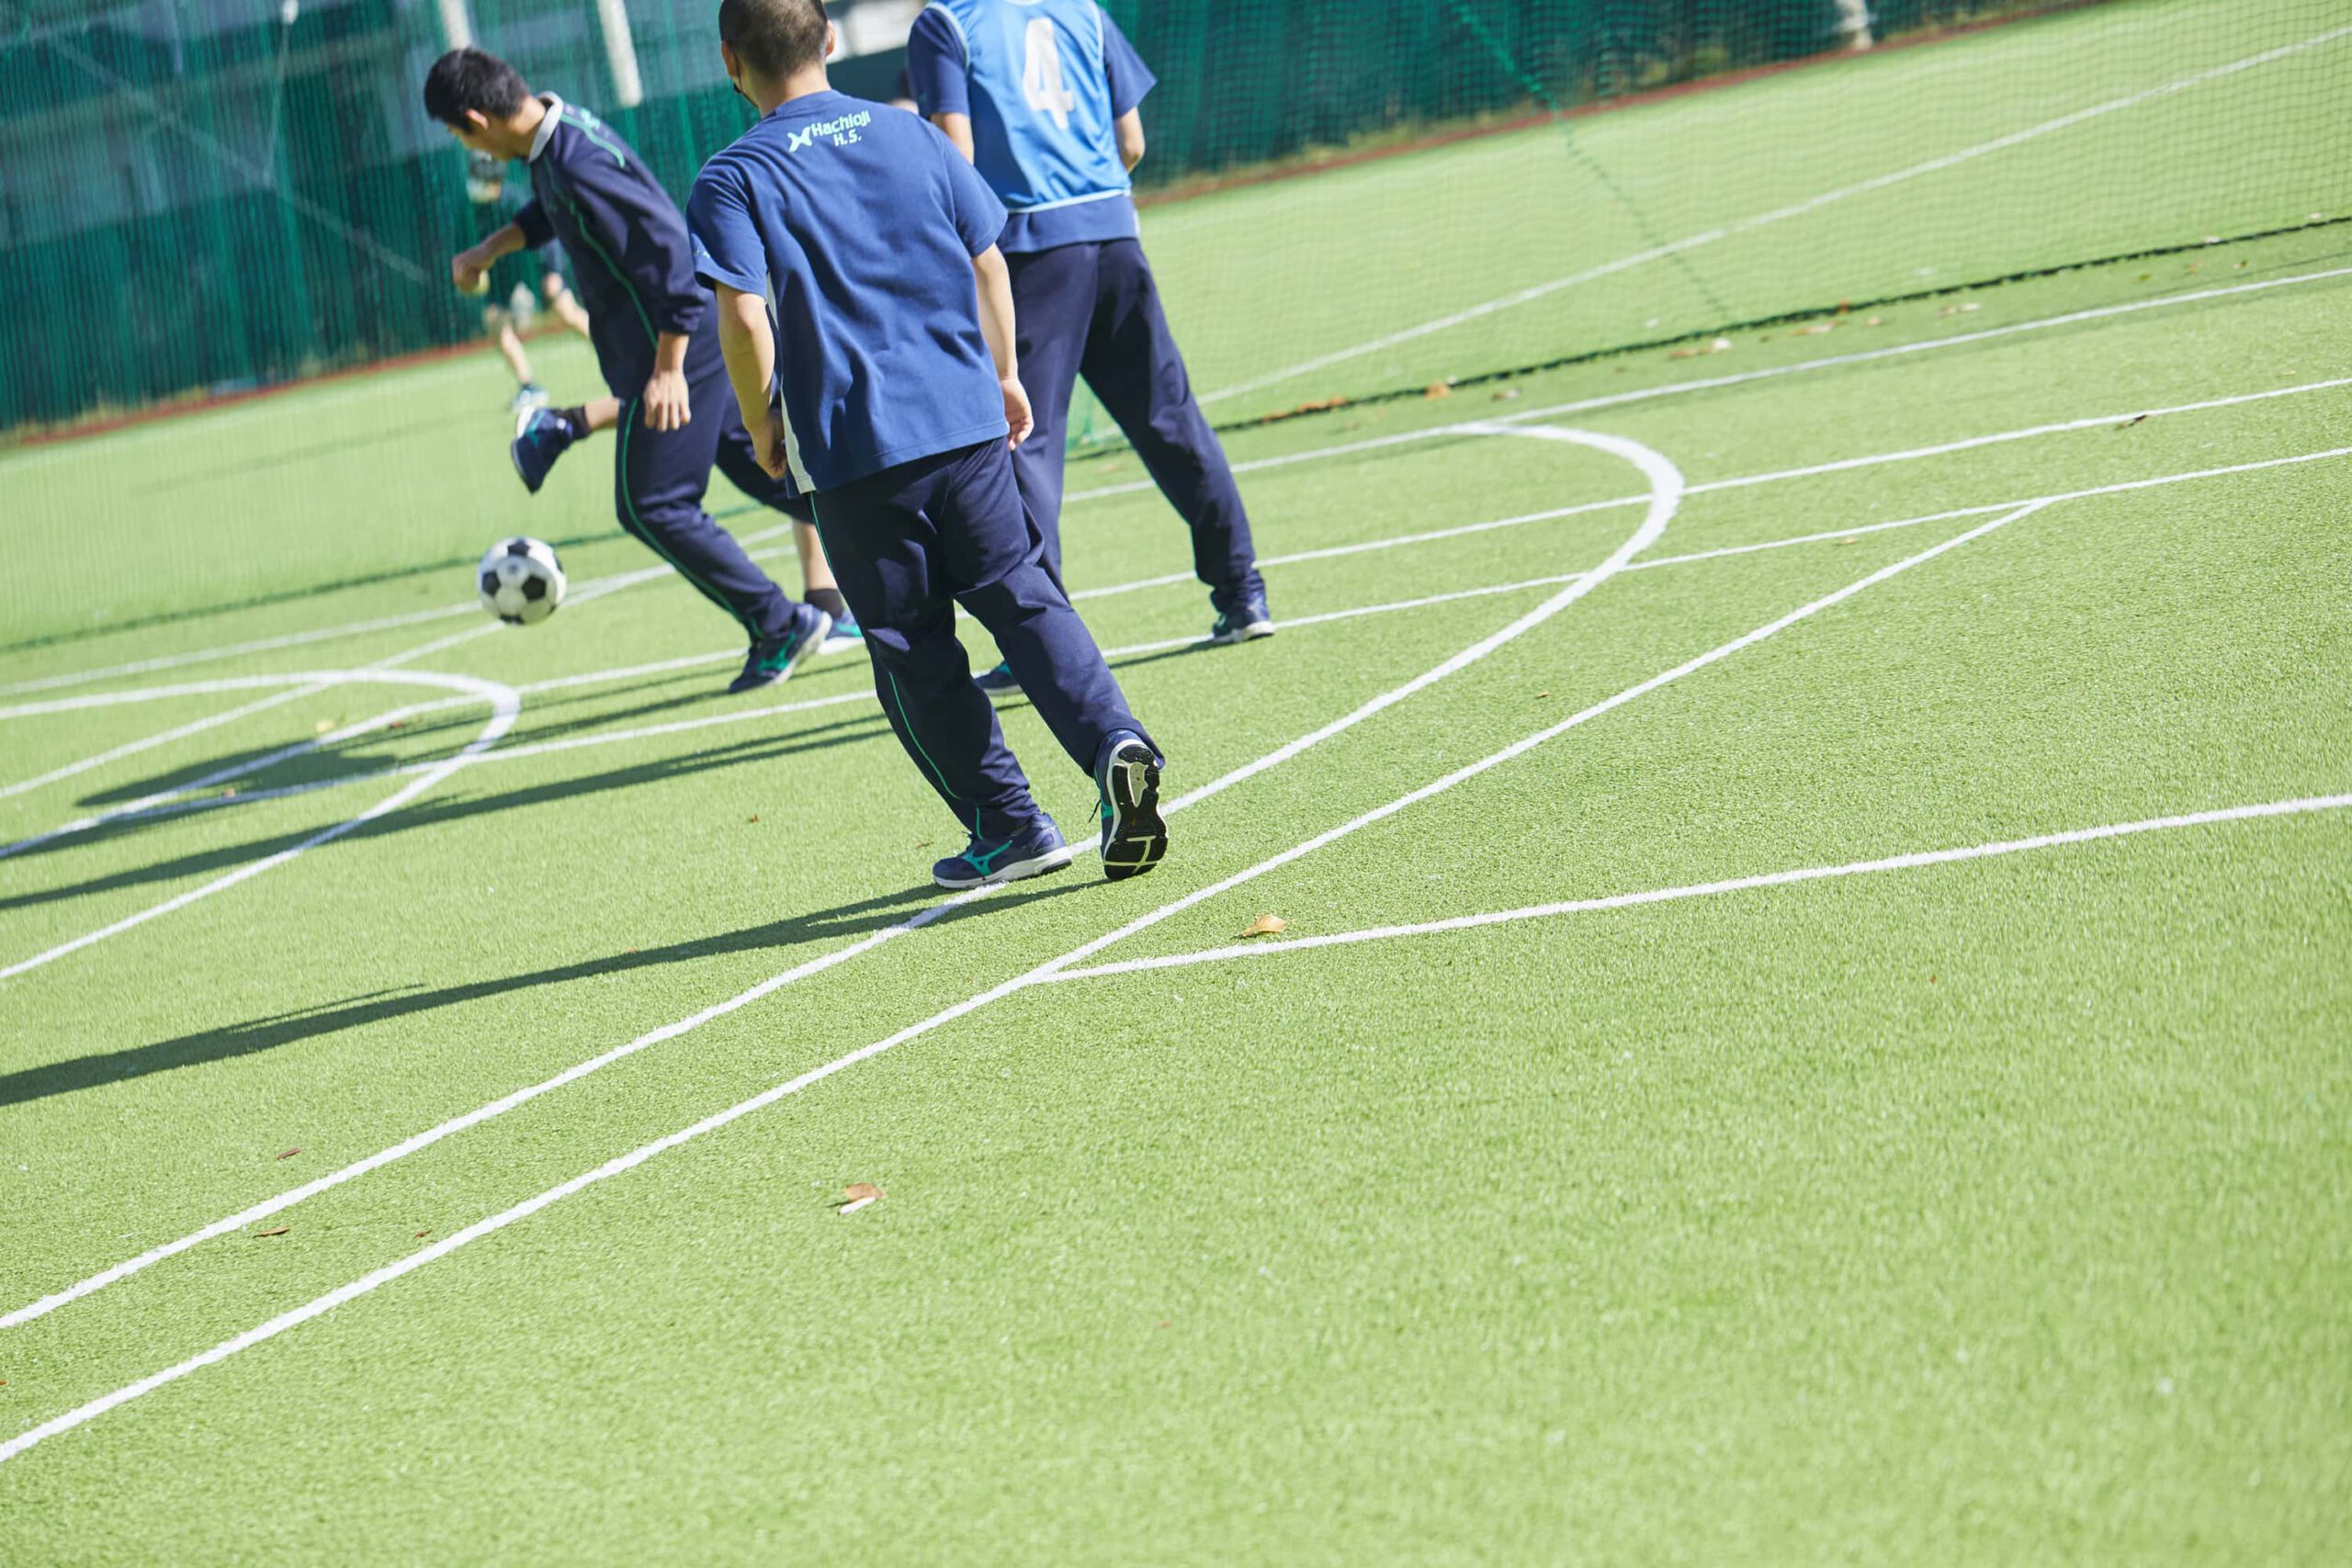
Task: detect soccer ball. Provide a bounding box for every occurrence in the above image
[478,536,566,626]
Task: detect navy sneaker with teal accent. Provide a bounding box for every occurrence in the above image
[933,815,1075,891]
[819,608,864,658]
[1094,731,1167,881]
[729,602,832,694]
[509,381,550,413]
[1209,592,1275,646]
[511,407,581,495]
[974,660,1021,695]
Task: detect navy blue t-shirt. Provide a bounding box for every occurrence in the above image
[687,91,1011,494]
[906,0,1157,254]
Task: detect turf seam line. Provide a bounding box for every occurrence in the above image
[1049,795,2352,979]
[1193,23,2352,405]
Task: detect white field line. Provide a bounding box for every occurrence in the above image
[29,442,2349,844]
[0,444,2076,1461]
[0,525,797,702]
[0,684,322,802]
[1065,375,2352,604]
[0,424,1675,1344]
[1050,795,2352,981]
[1193,26,2352,405]
[0,672,520,984]
[1069,266,2352,506]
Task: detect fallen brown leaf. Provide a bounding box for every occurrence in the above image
[277,1148,300,1160]
[1668,346,1700,360]
[1423,381,1452,400]
[1865,316,1884,326]
[415,1230,433,1238]
[2118,414,2148,429]
[1490,387,1521,401]
[746,815,760,823]
[257,1226,289,1237]
[844,1182,883,1202]
[1239,914,1288,940]
[1796,321,1836,335]
[1537,690,1551,699]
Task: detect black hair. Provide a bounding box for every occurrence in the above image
[718,0,830,81]
[423,47,532,126]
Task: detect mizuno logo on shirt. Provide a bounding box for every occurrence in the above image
[786,111,873,153]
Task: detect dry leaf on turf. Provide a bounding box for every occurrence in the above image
[1423,381,1452,400]
[277,1148,300,1160]
[256,1226,289,1237]
[1240,915,1288,939]
[840,1182,883,1215]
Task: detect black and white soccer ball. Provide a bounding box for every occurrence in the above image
[478,536,566,626]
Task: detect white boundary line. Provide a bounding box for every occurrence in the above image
[0,671,520,984]
[16,443,2346,849]
[1192,26,2352,405]
[0,423,1676,1342]
[1048,795,2352,980]
[0,439,2092,1464]
[1069,268,2352,506]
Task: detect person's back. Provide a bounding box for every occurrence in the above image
[926,0,1136,248]
[690,92,1006,493]
[909,0,1274,652]
[692,0,1170,891]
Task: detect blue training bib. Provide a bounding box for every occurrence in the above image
[932,0,1131,215]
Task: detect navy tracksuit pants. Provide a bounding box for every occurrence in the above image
[613,353,806,642]
[813,438,1152,843]
[1007,239,1264,614]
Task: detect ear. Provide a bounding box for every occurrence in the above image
[720,38,740,77]
[825,21,838,60]
[462,107,491,133]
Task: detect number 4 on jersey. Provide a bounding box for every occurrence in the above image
[1022,17,1077,130]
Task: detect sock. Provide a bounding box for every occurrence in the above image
[805,587,848,623]
[553,406,588,439]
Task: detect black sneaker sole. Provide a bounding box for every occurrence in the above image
[1100,744,1168,881]
[727,612,833,694]
[1209,619,1276,646]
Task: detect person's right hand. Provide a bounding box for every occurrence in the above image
[450,247,491,296]
[1001,376,1034,450]
[754,411,791,479]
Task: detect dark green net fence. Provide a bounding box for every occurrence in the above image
[0,0,2344,434]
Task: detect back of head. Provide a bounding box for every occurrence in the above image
[424,47,532,127]
[719,0,831,82]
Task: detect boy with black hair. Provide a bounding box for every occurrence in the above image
[425,46,851,693]
[689,0,1168,889]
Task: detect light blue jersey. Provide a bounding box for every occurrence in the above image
[908,0,1159,253]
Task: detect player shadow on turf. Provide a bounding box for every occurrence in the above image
[0,877,1092,1108]
[0,713,895,907]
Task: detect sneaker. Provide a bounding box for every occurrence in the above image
[818,608,864,658]
[1094,731,1168,881]
[933,815,1075,891]
[974,660,1022,695]
[510,407,580,495]
[510,381,550,412]
[1209,592,1275,645]
[729,602,832,694]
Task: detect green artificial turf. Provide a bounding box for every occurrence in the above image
[2,8,2350,1562]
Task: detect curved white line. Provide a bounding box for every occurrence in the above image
[0,671,520,984]
[0,428,1673,1460]
[0,424,1661,1345]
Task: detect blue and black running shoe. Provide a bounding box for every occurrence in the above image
[1209,592,1276,646]
[820,609,864,658]
[933,815,1075,891]
[511,407,581,496]
[729,602,832,694]
[974,660,1022,695]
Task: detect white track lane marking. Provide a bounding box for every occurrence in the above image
[1069,269,2352,506]
[32,443,2347,843]
[0,425,1672,1343]
[1049,795,2352,981]
[0,671,519,984]
[1192,27,2352,405]
[0,686,319,802]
